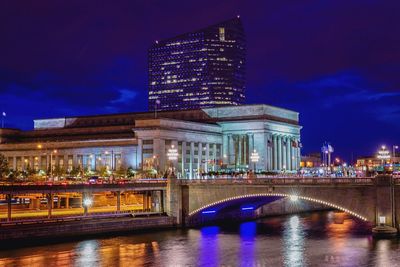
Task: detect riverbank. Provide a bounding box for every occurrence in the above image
[0,215,174,247]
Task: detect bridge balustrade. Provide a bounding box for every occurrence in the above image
[179,177,374,185]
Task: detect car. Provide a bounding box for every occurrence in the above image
[88,176,99,184]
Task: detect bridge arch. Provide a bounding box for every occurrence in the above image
[188,193,368,222]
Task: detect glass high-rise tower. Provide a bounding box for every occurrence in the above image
[148,17,246,111]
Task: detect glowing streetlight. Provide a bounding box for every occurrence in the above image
[83,197,93,216]
[393,145,399,161]
[250,149,260,171]
[289,195,299,202]
[83,198,93,207]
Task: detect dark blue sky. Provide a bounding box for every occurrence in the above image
[0,0,399,161]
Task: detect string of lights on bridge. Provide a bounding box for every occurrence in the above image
[190,193,368,221]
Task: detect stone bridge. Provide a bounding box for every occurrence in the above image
[166,176,400,228]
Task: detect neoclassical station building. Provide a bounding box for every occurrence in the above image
[0,105,302,178]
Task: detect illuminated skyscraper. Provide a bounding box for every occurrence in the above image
[148,17,246,111]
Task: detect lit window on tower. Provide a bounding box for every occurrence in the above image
[219,27,225,41]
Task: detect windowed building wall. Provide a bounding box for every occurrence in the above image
[149,17,245,111]
[0,105,301,178]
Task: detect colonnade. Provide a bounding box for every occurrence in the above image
[224,133,300,171]
[269,134,300,171]
[226,133,255,167]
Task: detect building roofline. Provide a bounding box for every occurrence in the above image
[33,104,299,122]
[149,17,242,48]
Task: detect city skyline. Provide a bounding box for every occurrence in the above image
[0,1,399,161]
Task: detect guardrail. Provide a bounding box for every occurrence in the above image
[0,181,168,193]
[0,210,166,226]
[180,177,375,185]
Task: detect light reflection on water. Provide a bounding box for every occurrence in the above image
[0,211,399,267]
[283,215,305,267]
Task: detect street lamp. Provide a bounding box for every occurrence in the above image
[83,197,93,216]
[50,149,57,180]
[393,145,399,162]
[167,144,178,176]
[37,144,58,181]
[321,143,334,175]
[250,149,260,171]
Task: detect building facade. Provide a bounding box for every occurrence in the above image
[148,17,245,111]
[300,153,322,168]
[0,105,301,178]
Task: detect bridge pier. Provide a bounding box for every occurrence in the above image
[116,191,121,212]
[46,193,53,219]
[6,194,12,222]
[375,175,396,227]
[373,175,398,236]
[166,173,185,226]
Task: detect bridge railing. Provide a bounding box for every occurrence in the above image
[179,177,375,185]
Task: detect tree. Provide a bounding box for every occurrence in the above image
[126,166,136,178]
[0,153,9,179]
[70,165,82,177]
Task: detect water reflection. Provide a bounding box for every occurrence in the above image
[239,221,256,266]
[283,215,306,267]
[1,212,400,267]
[74,240,100,267]
[199,226,220,266]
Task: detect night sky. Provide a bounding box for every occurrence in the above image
[0,1,399,162]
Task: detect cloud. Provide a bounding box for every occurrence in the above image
[110,89,138,104]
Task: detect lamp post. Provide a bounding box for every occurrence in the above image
[37,144,58,181]
[167,144,178,177]
[250,149,260,172]
[50,149,57,180]
[321,143,334,175]
[393,145,399,162]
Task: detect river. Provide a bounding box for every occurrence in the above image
[0,211,399,267]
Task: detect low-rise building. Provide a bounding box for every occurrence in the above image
[0,104,302,179]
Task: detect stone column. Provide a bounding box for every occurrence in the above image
[213,143,217,171]
[228,134,234,165]
[12,157,17,171]
[277,136,282,171]
[248,133,254,158]
[171,140,179,174]
[297,140,301,170]
[286,137,291,171]
[37,156,42,172]
[282,138,287,171]
[154,139,166,174]
[63,155,68,172]
[137,139,143,170]
[190,142,195,179]
[198,143,202,178]
[269,134,273,171]
[72,154,78,169]
[223,134,228,164]
[181,142,187,178]
[238,136,242,167]
[205,143,210,174]
[273,135,277,171]
[29,156,34,171]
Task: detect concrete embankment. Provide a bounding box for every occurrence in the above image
[0,216,175,244]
